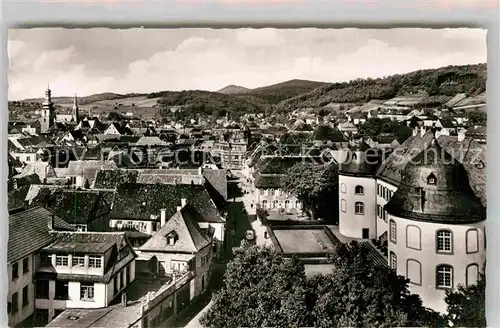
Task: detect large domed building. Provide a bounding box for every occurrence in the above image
[384,136,486,313]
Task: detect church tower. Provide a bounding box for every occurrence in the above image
[40,84,55,134]
[73,93,80,123]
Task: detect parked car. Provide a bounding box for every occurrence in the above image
[245,230,256,241]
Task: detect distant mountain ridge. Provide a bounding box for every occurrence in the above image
[273,64,487,113]
[13,64,486,120]
[20,92,131,105]
[217,85,251,94]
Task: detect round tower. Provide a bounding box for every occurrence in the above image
[385,137,486,313]
[338,140,379,239]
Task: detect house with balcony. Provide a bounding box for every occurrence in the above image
[7,207,74,327]
[33,232,136,326]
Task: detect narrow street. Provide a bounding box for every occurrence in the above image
[181,171,267,327]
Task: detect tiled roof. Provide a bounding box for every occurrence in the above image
[139,205,211,253]
[32,189,111,225]
[66,160,119,184]
[110,183,223,223]
[385,139,485,223]
[8,207,74,263]
[312,125,347,142]
[39,232,136,283]
[377,132,486,206]
[93,169,139,189]
[357,242,388,268]
[202,169,228,201]
[135,136,167,146]
[8,185,31,211]
[14,161,56,180]
[43,232,126,254]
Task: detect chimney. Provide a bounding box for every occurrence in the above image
[160,209,166,227]
[48,215,54,230]
[458,130,466,142]
[420,126,426,137]
[121,293,128,307]
[181,198,187,207]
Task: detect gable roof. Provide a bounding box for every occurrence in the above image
[202,168,228,201]
[65,160,119,183]
[139,204,211,253]
[14,161,56,180]
[312,125,347,142]
[32,189,111,225]
[8,207,74,263]
[110,183,223,223]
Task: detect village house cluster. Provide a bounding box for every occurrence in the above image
[7,85,487,327]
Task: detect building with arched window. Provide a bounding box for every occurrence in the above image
[384,136,486,313]
[338,141,378,239]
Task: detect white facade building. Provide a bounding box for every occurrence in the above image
[384,138,486,313]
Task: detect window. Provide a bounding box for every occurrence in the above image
[22,286,29,307]
[427,173,437,185]
[88,256,102,268]
[466,264,479,287]
[406,259,422,285]
[341,199,347,213]
[355,185,364,195]
[436,265,453,289]
[54,280,69,300]
[26,156,31,161]
[36,280,49,299]
[341,183,347,194]
[80,283,95,301]
[23,258,29,274]
[436,230,453,253]
[12,292,18,313]
[389,220,397,244]
[354,202,364,215]
[56,255,69,267]
[259,189,264,196]
[41,254,52,266]
[72,256,85,267]
[406,225,422,250]
[466,229,479,254]
[269,189,275,196]
[390,252,397,270]
[12,262,19,280]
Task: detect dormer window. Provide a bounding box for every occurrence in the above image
[476,161,484,169]
[166,230,179,246]
[427,173,437,185]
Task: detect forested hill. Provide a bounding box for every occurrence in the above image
[273,63,487,113]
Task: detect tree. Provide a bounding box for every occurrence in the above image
[108,111,124,121]
[282,163,338,221]
[256,206,269,225]
[445,272,486,327]
[200,245,313,328]
[467,111,487,126]
[311,242,446,327]
[201,243,445,328]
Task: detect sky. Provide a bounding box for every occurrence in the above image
[8,28,487,101]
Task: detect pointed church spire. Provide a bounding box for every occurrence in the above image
[73,93,80,123]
